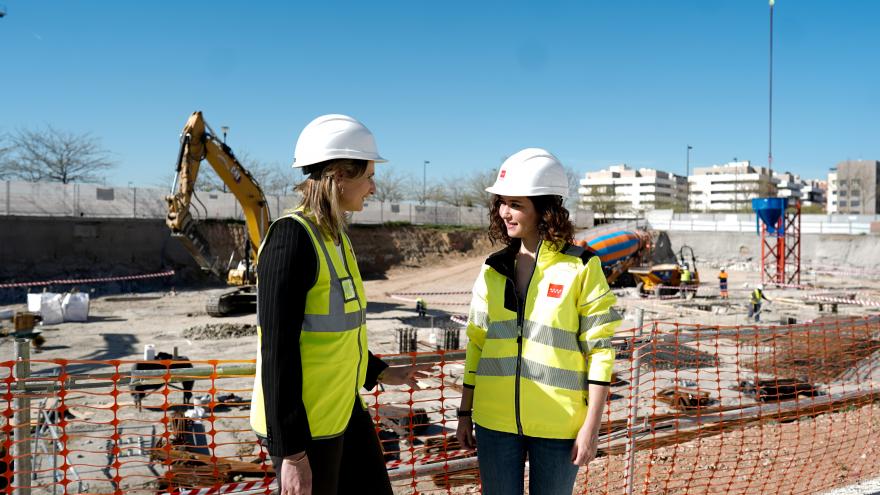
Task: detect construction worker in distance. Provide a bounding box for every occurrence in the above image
[680,264,692,299]
[416,297,427,318]
[456,148,621,495]
[749,283,771,322]
[249,114,432,495]
[718,267,729,299]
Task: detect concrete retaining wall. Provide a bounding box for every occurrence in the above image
[666,231,880,269]
[0,217,494,302]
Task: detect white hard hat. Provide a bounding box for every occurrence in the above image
[757,284,764,290]
[485,148,569,198]
[293,114,386,168]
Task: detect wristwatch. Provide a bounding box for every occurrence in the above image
[456,409,472,418]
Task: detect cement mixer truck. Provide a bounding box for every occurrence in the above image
[573,229,654,286]
[575,228,700,296]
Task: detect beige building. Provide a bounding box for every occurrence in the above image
[827,160,880,214]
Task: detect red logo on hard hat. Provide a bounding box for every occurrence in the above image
[547,284,564,298]
[499,169,506,179]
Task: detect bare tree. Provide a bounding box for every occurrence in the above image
[564,166,583,211]
[0,126,115,183]
[462,168,497,207]
[437,175,467,206]
[404,173,432,204]
[195,151,295,196]
[374,166,407,203]
[581,184,618,222]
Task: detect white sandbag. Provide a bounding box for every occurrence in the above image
[27,293,44,312]
[40,293,64,325]
[62,293,90,322]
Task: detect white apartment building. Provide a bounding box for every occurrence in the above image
[578,164,686,217]
[827,171,838,213]
[801,179,827,209]
[688,161,776,212]
[774,171,804,201]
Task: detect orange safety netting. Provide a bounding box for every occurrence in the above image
[2,316,879,495]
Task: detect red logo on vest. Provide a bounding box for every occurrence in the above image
[547,284,564,298]
[499,169,506,179]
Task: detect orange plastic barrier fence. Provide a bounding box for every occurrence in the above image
[2,316,880,495]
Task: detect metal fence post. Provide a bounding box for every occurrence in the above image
[13,338,33,495]
[623,337,644,495]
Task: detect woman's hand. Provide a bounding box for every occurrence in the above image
[456,417,477,451]
[379,364,434,389]
[280,453,312,495]
[570,425,599,466]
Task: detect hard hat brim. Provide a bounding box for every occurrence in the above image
[485,184,568,198]
[292,151,387,168]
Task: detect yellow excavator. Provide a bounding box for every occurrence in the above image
[165,111,271,316]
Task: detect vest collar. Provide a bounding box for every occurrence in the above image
[485,239,569,278]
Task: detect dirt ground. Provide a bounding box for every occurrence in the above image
[2,249,880,495]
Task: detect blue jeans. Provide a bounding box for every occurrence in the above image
[475,424,580,495]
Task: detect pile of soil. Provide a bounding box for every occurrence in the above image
[182,323,256,340]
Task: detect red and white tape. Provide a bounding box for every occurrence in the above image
[162,479,275,495]
[811,267,880,278]
[0,270,175,289]
[391,290,472,296]
[649,285,700,292]
[766,282,818,290]
[450,314,468,326]
[803,295,880,307]
[386,449,473,469]
[389,294,469,306]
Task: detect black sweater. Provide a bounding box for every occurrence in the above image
[258,216,388,457]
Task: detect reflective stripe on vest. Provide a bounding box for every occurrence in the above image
[477,356,588,391]
[481,311,619,355]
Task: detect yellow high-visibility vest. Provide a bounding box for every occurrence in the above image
[251,210,368,439]
[751,289,763,304]
[463,241,621,439]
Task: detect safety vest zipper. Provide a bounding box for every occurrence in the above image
[513,240,540,436]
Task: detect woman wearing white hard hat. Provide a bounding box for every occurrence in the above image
[250,114,431,495]
[456,148,622,494]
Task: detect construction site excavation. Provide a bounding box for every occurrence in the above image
[2,186,880,495]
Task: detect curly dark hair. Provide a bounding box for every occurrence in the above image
[487,195,574,248]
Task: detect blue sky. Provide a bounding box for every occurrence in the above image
[2,1,877,187]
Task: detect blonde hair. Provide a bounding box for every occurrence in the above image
[295,159,369,243]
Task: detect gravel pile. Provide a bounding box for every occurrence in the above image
[182,323,257,340]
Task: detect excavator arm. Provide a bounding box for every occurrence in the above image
[165,111,271,285]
